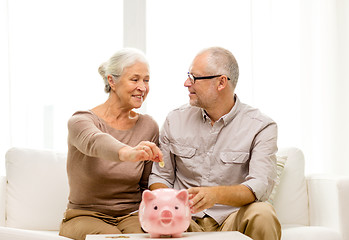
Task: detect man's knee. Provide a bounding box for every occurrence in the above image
[238,202,279,226]
[237,202,281,240]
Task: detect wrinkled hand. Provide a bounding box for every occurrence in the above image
[188,187,218,214]
[119,141,163,162]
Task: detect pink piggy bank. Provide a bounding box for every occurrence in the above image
[139,188,191,238]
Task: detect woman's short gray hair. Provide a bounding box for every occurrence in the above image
[98,48,149,93]
[200,47,239,90]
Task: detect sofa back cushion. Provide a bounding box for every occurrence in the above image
[273,147,309,225]
[5,147,69,230]
[4,147,309,229]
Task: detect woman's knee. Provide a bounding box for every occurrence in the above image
[60,216,121,240]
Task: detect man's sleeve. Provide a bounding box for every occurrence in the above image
[242,122,278,201]
[148,117,176,188]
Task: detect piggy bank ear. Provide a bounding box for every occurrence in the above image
[176,189,189,203]
[142,190,156,203]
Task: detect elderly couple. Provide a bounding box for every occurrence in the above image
[59,47,281,240]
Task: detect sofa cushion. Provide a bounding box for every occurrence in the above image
[272,148,309,226]
[0,226,70,240]
[267,155,287,205]
[0,176,6,226]
[281,225,342,240]
[5,148,69,230]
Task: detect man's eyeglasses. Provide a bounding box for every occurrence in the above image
[187,72,230,84]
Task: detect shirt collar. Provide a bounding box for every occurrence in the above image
[201,109,209,122]
[200,94,241,126]
[221,94,241,126]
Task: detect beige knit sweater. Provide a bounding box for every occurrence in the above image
[66,110,159,217]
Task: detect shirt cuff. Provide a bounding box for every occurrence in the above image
[242,179,271,202]
[148,174,174,188]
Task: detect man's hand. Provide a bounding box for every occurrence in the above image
[188,187,218,214]
[188,185,256,213]
[119,141,163,162]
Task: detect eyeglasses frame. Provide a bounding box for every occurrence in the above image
[187,72,230,84]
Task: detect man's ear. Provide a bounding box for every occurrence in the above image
[217,75,229,91]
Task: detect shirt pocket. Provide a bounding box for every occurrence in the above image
[169,144,196,158]
[170,144,200,180]
[217,151,250,185]
[219,151,250,164]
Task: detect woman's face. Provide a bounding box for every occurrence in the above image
[114,61,150,109]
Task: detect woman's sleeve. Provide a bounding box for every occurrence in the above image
[139,118,159,191]
[67,113,127,162]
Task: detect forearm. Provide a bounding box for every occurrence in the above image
[71,131,126,162]
[214,184,256,207]
[149,182,168,190]
[68,116,126,162]
[188,184,256,213]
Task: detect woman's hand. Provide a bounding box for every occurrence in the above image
[119,141,163,162]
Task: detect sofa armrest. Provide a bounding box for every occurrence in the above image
[307,174,349,240]
[0,176,6,226]
[338,177,349,240]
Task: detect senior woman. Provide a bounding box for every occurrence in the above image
[59,48,163,240]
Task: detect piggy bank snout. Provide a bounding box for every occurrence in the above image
[161,209,173,219]
[160,209,173,225]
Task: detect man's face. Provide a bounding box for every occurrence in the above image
[184,53,219,109]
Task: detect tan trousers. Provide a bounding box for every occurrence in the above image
[59,209,144,240]
[187,202,281,240]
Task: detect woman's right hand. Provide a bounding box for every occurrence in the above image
[118,141,163,162]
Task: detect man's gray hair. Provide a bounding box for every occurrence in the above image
[98,48,149,93]
[199,47,239,90]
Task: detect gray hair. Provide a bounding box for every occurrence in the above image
[198,47,239,89]
[98,48,149,93]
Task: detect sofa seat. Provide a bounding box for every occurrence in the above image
[0,227,68,240]
[0,147,348,240]
[282,225,342,240]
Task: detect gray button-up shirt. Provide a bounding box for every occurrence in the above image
[149,95,278,224]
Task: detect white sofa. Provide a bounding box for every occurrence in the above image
[0,147,348,240]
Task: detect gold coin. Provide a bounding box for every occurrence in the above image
[159,161,165,168]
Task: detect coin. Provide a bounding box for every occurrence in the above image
[159,161,165,168]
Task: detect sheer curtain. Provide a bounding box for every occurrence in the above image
[250,0,349,175]
[0,0,10,176]
[299,0,349,175]
[0,0,123,175]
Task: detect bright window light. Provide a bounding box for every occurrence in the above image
[7,0,123,151]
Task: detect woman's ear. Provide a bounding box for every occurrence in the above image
[107,75,115,91]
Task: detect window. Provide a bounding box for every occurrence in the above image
[7,0,123,152]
